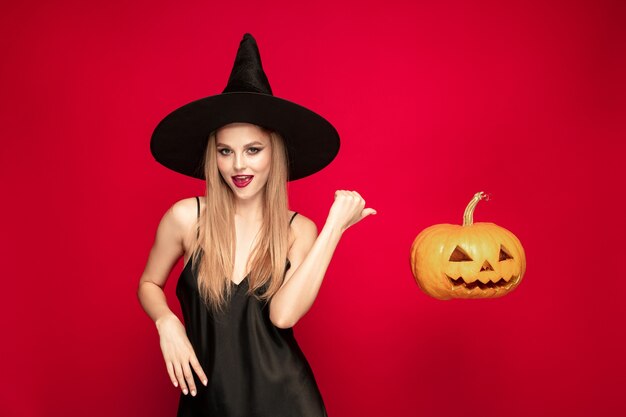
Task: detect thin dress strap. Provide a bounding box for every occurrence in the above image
[289,211,298,225]
[195,196,200,239]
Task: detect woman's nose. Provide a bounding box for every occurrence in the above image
[234,152,246,170]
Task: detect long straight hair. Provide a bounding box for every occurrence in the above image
[188,125,291,315]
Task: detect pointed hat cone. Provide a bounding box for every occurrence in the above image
[222,33,273,95]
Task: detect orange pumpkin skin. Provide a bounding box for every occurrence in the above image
[410,192,526,300]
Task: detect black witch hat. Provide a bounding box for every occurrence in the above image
[150,33,340,181]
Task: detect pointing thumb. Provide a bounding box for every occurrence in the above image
[362,208,377,217]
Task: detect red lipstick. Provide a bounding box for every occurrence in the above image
[232,175,253,188]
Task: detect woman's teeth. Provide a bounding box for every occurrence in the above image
[232,175,253,187]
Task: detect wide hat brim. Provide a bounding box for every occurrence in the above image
[150,91,340,181]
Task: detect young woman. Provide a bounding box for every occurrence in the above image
[137,34,376,417]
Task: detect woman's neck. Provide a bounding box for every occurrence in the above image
[233,195,264,223]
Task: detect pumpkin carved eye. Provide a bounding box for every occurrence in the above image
[449,245,473,262]
[499,245,513,261]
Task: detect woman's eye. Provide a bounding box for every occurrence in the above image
[218,147,261,155]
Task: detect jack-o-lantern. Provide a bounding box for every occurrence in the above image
[410,192,526,300]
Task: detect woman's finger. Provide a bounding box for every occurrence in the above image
[347,191,364,213]
[182,361,197,396]
[351,191,364,207]
[166,360,178,387]
[174,361,189,395]
[189,354,208,386]
[362,207,377,217]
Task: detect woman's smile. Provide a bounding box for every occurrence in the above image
[232,175,254,188]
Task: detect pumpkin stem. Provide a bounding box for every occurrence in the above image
[463,191,490,226]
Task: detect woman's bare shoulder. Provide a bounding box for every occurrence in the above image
[169,196,200,218]
[286,211,318,264]
[289,211,318,237]
[165,197,202,237]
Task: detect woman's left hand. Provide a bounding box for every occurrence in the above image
[326,190,377,233]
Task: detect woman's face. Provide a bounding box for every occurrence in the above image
[216,122,272,201]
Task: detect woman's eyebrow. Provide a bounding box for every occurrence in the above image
[216,141,264,147]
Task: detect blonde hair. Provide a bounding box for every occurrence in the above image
[187,125,291,315]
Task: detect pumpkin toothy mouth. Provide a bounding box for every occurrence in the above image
[446,274,520,291]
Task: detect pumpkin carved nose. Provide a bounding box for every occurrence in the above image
[480,260,494,271]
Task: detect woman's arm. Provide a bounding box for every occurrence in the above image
[269,219,341,328]
[269,190,376,328]
[137,199,209,396]
[137,201,188,327]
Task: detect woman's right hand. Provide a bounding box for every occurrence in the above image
[156,314,208,396]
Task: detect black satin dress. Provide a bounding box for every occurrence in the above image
[175,197,327,417]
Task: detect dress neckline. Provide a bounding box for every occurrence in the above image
[181,257,291,288]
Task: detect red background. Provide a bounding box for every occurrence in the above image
[1,0,625,416]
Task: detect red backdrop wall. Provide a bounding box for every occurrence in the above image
[1,0,624,416]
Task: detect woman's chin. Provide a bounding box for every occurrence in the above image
[231,187,263,199]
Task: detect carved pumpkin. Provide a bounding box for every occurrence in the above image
[410,192,526,300]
